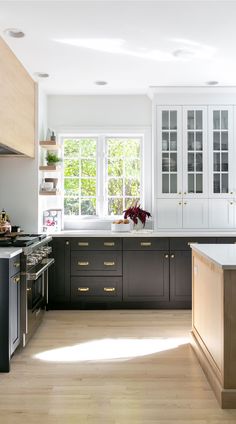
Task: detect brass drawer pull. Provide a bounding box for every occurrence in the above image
[104,242,115,247]
[14,262,20,268]
[104,261,115,266]
[13,276,20,284]
[78,287,90,292]
[78,261,89,266]
[104,287,115,292]
[140,242,151,247]
[78,242,89,246]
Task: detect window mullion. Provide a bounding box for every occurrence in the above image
[97,135,105,217]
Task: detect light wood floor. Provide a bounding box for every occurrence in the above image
[1,310,236,424]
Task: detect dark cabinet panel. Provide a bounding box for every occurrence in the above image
[70,238,122,251]
[123,251,169,301]
[71,277,122,302]
[49,238,70,304]
[216,237,236,244]
[170,251,192,302]
[71,251,122,276]
[170,237,217,251]
[10,273,20,355]
[123,238,169,251]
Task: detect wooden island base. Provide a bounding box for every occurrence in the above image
[191,246,236,409]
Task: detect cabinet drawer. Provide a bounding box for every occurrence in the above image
[123,238,169,251]
[169,237,217,251]
[71,277,122,302]
[9,255,21,277]
[71,251,122,275]
[70,238,122,251]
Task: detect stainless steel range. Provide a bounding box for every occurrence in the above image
[19,235,54,347]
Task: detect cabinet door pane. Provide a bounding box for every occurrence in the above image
[196,174,203,193]
[213,111,220,129]
[212,109,230,194]
[162,174,169,193]
[170,174,177,193]
[214,174,220,193]
[186,109,204,194]
[188,174,194,193]
[222,174,228,193]
[160,108,179,195]
[170,111,177,129]
[162,111,169,130]
[170,132,177,150]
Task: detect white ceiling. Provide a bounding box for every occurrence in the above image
[1,0,236,94]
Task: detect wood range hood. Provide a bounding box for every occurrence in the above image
[0,36,36,158]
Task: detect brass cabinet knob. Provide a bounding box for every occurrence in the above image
[170,254,175,259]
[184,202,187,205]
[66,241,70,245]
[178,202,182,205]
[164,254,169,259]
[178,192,182,195]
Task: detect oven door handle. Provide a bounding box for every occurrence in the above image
[26,258,55,280]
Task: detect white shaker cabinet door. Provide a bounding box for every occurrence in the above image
[209,199,234,228]
[183,199,209,229]
[156,199,182,229]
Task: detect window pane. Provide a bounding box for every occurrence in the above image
[162,132,169,151]
[107,139,124,157]
[221,111,228,130]
[221,132,228,150]
[196,132,203,150]
[188,174,194,193]
[188,111,194,130]
[125,198,140,209]
[64,197,80,215]
[125,159,140,178]
[81,159,96,177]
[162,111,169,130]
[213,132,220,150]
[213,111,220,129]
[81,199,96,215]
[80,139,97,157]
[170,132,177,150]
[188,132,194,150]
[162,174,169,193]
[196,174,203,193]
[108,178,123,196]
[214,174,220,193]
[81,179,96,196]
[64,139,80,157]
[125,179,140,196]
[64,159,80,177]
[170,174,177,193]
[124,139,140,157]
[108,159,123,177]
[64,178,79,195]
[108,198,123,215]
[196,111,202,130]
[170,111,177,130]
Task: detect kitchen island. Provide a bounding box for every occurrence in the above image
[191,244,236,408]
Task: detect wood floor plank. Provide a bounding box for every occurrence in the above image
[1,310,236,423]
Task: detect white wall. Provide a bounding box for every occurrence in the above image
[0,86,47,233]
[48,95,152,128]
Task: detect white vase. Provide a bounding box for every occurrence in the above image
[132,219,144,231]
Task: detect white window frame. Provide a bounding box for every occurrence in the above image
[57,127,152,229]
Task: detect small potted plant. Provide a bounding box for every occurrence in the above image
[123,202,151,230]
[46,151,61,166]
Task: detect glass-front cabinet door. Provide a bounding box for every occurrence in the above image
[183,107,208,198]
[208,106,234,197]
[157,106,182,197]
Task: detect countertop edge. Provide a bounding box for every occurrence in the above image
[0,247,23,259]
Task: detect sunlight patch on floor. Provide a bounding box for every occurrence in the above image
[34,337,190,363]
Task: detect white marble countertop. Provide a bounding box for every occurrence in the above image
[0,247,22,259]
[191,244,236,269]
[51,230,236,238]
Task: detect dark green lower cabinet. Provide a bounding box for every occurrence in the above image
[123,251,169,302]
[48,238,70,306]
[10,273,21,355]
[169,251,192,303]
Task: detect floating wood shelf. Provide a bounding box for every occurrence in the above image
[39,191,60,196]
[39,141,60,149]
[39,165,58,171]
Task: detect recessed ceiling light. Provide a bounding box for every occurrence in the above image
[94,81,108,86]
[4,28,25,38]
[206,80,219,86]
[34,72,50,79]
[172,49,195,58]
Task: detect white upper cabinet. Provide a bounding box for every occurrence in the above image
[156,107,182,198]
[182,107,208,198]
[208,106,234,197]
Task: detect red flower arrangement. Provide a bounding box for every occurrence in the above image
[123,202,151,227]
